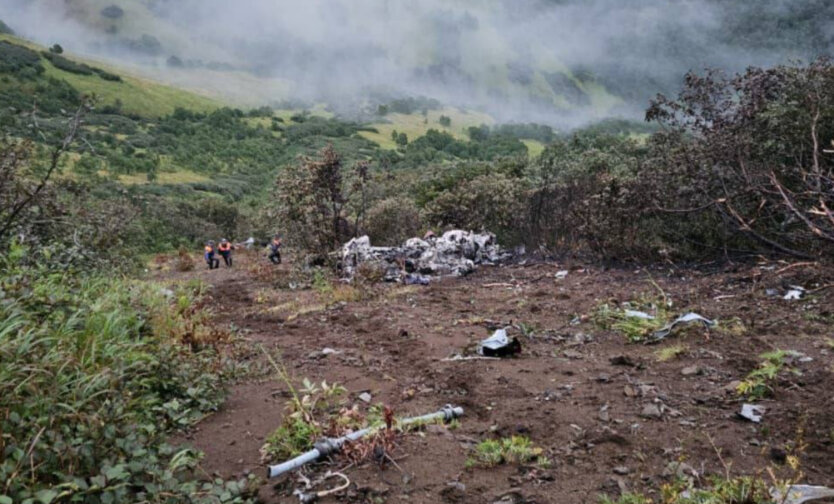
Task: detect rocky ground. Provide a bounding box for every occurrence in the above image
[159,251,834,504]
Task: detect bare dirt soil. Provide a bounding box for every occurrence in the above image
[159,251,834,504]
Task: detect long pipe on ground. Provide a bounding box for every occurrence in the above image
[267,404,464,479]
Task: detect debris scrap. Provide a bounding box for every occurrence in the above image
[342,230,513,281]
[738,403,765,423]
[650,313,716,342]
[479,328,522,357]
[772,485,834,504]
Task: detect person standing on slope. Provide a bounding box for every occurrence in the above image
[218,238,234,267]
[204,241,219,270]
[268,235,282,265]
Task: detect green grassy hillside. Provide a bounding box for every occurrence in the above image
[0,33,220,117]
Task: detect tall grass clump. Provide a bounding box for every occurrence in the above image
[0,243,254,503]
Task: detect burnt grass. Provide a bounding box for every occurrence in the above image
[164,252,834,503]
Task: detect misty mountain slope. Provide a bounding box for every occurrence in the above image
[4,0,832,127]
[0,32,220,118]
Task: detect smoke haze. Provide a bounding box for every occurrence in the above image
[1,0,831,124]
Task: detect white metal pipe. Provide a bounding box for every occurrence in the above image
[267,405,463,478]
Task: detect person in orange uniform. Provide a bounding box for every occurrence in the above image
[218,238,234,267]
[204,241,219,270]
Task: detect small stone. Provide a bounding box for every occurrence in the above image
[447,481,466,492]
[722,380,742,394]
[624,385,637,397]
[641,404,662,419]
[681,366,700,376]
[358,392,372,403]
[563,349,583,359]
[597,374,611,383]
[321,347,338,356]
[613,466,630,475]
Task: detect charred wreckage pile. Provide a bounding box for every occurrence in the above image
[341,230,515,283]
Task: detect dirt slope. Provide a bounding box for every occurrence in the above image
[161,252,834,503]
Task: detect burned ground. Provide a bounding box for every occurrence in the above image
[162,252,834,503]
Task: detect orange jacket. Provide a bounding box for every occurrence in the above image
[204,245,214,253]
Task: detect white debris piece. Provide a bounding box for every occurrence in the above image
[772,485,834,504]
[624,310,655,320]
[784,286,806,300]
[650,313,716,342]
[739,403,765,423]
[342,230,513,281]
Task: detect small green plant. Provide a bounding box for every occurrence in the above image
[715,317,747,336]
[465,436,549,468]
[655,343,688,362]
[517,322,538,339]
[600,476,774,504]
[593,299,670,343]
[737,349,800,399]
[259,350,348,462]
[312,268,333,295]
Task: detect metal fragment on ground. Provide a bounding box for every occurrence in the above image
[772,485,834,504]
[650,313,716,342]
[738,403,765,423]
[342,230,513,281]
[479,328,522,357]
[784,286,806,300]
[624,310,655,320]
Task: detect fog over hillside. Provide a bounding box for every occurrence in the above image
[2,0,831,125]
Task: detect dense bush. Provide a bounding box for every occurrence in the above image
[365,197,422,246]
[644,59,834,259]
[0,41,43,75]
[0,249,255,503]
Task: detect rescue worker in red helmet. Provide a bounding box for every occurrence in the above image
[218,238,234,267]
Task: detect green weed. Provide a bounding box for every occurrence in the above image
[593,299,670,343]
[465,436,549,468]
[599,475,772,504]
[737,350,801,399]
[655,343,689,362]
[259,351,348,461]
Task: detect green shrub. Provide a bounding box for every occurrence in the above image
[0,41,44,75]
[365,197,422,246]
[0,249,255,502]
[465,436,549,468]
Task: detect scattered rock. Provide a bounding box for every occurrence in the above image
[613,466,631,475]
[681,366,700,376]
[562,349,583,359]
[641,404,662,419]
[662,461,698,480]
[598,404,610,422]
[358,392,373,403]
